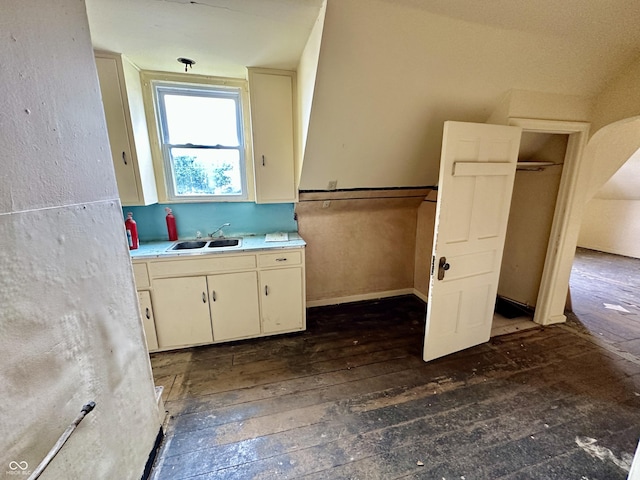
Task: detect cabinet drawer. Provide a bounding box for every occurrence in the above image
[132,262,150,288]
[149,254,256,278]
[258,250,302,268]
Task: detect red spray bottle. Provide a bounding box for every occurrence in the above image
[165,207,178,241]
[125,212,139,250]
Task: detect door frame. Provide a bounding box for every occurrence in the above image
[508,118,590,326]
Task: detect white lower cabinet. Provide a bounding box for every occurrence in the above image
[134,247,305,351]
[152,276,214,349]
[260,267,304,334]
[137,291,159,351]
[208,271,261,341]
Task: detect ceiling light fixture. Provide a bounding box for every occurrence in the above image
[177,57,195,72]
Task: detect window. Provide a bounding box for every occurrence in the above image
[154,82,247,200]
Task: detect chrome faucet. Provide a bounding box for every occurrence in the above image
[208,223,230,238]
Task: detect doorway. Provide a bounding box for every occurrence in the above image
[491,132,570,336]
[423,119,590,361]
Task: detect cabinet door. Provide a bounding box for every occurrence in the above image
[260,267,304,334]
[137,290,158,351]
[208,271,261,341]
[152,277,213,348]
[95,56,140,204]
[249,70,296,203]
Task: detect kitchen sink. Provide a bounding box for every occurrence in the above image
[168,238,242,252]
[171,241,207,250]
[208,239,240,248]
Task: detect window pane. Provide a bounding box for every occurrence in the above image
[170,148,242,196]
[163,94,239,146]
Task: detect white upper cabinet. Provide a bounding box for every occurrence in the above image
[248,68,297,203]
[95,52,158,206]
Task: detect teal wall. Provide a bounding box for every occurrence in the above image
[123,202,297,242]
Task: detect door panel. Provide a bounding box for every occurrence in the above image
[260,267,304,334]
[152,276,213,348]
[424,121,522,362]
[208,271,261,341]
[137,290,158,351]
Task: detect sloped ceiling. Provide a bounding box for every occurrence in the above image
[596,148,640,200]
[85,0,640,191]
[299,0,640,189]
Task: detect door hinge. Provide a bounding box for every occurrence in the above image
[430,255,435,276]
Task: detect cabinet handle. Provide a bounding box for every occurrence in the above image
[276,257,287,262]
[265,285,269,296]
[145,308,150,319]
[212,291,216,302]
[262,154,265,166]
[202,292,206,303]
[122,151,128,165]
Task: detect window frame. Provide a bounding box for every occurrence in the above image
[152,80,250,202]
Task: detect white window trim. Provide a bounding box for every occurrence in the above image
[141,71,255,203]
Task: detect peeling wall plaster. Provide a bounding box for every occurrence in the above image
[0,1,160,478]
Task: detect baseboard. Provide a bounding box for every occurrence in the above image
[412,288,429,304]
[307,289,414,307]
[542,314,567,326]
[141,427,164,480]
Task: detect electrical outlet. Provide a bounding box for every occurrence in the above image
[322,200,331,208]
[327,180,337,190]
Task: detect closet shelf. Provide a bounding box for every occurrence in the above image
[516,161,557,170]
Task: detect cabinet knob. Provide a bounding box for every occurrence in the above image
[122,151,127,165]
[265,285,269,296]
[145,308,150,319]
[262,154,265,166]
[202,292,206,303]
[212,291,216,302]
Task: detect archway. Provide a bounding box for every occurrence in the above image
[578,116,640,257]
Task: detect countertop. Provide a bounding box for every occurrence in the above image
[129,232,306,260]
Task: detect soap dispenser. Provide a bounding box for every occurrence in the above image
[165,207,178,241]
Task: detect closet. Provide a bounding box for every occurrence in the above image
[495,132,570,320]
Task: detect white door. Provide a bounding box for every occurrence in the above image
[95,57,140,204]
[152,276,213,348]
[249,70,296,203]
[208,271,261,341]
[260,267,305,334]
[137,291,159,351]
[424,121,522,362]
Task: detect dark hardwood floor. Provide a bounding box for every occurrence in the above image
[149,249,640,479]
[567,247,640,358]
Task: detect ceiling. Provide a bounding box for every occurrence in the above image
[85,0,324,78]
[86,0,640,81]
[86,0,640,190]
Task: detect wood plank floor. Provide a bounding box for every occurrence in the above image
[149,249,640,479]
[567,247,640,358]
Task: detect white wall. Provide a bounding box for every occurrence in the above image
[297,0,327,185]
[0,1,160,478]
[579,147,640,258]
[576,56,640,258]
[590,54,640,135]
[298,0,611,191]
[487,90,592,125]
[579,199,640,258]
